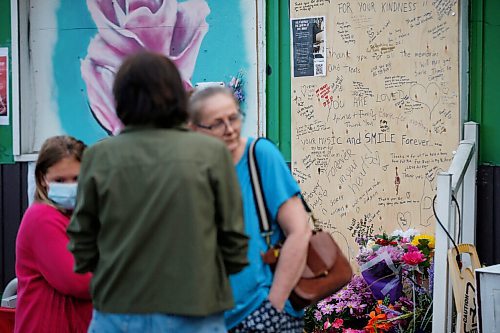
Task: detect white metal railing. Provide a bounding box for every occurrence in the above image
[432,121,479,332]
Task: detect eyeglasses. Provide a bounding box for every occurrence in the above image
[196,113,242,135]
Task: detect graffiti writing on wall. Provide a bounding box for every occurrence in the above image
[291,0,460,260]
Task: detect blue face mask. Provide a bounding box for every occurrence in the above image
[47,182,78,209]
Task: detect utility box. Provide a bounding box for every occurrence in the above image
[476,264,500,332]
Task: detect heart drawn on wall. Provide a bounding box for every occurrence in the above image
[397,211,412,231]
[409,83,441,119]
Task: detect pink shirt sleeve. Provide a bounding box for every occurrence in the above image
[28,205,92,300]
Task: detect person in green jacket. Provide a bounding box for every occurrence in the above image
[67,51,249,333]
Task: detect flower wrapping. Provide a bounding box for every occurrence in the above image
[360,251,403,304]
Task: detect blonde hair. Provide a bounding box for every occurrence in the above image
[34,136,86,203]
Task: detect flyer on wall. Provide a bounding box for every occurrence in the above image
[291,16,326,78]
[0,48,9,125]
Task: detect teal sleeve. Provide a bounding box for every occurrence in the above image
[213,144,249,275]
[255,139,301,220]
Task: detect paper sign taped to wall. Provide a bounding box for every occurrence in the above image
[0,48,8,125]
[291,16,326,77]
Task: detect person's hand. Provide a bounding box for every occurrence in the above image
[268,295,285,312]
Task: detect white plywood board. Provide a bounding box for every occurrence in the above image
[290,0,460,261]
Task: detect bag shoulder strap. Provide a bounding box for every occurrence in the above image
[300,196,320,230]
[248,137,273,247]
[248,138,320,247]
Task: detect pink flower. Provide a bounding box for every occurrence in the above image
[401,237,411,244]
[407,244,419,252]
[324,319,331,329]
[81,0,210,135]
[402,250,426,265]
[332,318,344,328]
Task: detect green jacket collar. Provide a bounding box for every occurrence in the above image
[120,124,189,134]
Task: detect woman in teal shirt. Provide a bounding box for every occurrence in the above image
[189,86,312,333]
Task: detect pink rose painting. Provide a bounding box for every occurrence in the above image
[81,0,210,135]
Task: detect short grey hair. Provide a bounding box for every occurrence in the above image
[188,86,239,123]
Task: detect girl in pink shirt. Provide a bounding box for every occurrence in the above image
[15,136,92,333]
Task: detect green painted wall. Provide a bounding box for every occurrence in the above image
[0,0,13,163]
[470,0,500,165]
[266,1,291,161]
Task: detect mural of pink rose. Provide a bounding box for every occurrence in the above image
[81,0,210,135]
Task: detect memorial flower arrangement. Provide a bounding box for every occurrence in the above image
[227,71,245,104]
[305,229,435,333]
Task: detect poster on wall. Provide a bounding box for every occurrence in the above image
[0,48,8,126]
[291,16,326,77]
[23,0,260,153]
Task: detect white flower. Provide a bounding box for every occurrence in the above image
[391,228,420,238]
[366,239,376,248]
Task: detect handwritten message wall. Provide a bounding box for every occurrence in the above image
[291,0,460,260]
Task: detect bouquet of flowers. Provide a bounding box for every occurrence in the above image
[227,71,245,104]
[305,229,435,333]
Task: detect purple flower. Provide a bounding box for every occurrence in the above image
[333,290,346,301]
[396,296,414,311]
[314,309,322,321]
[356,247,374,266]
[376,245,405,264]
[226,71,245,104]
[428,260,434,294]
[378,304,402,317]
[317,299,328,308]
[407,244,419,252]
[333,300,348,313]
[320,303,335,315]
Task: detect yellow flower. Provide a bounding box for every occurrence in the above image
[412,234,435,249]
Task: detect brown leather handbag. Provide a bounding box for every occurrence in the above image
[249,138,353,310]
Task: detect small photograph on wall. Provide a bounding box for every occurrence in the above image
[291,16,326,78]
[0,48,8,125]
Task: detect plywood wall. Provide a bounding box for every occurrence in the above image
[290,0,460,260]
